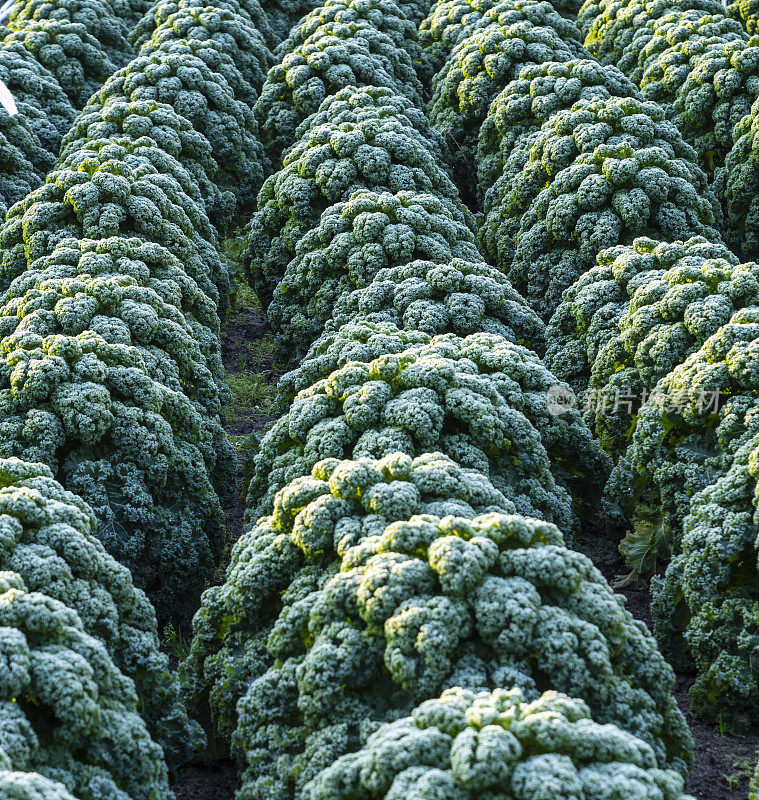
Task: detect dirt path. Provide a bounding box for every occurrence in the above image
[170,301,274,800]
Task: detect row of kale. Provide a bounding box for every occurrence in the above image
[0,0,316,795]
[181,0,701,798]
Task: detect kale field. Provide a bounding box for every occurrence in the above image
[2,0,759,796]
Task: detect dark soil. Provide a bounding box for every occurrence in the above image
[172,761,239,800]
[171,306,759,800]
[219,304,280,546]
[221,304,279,436]
[678,675,757,800]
